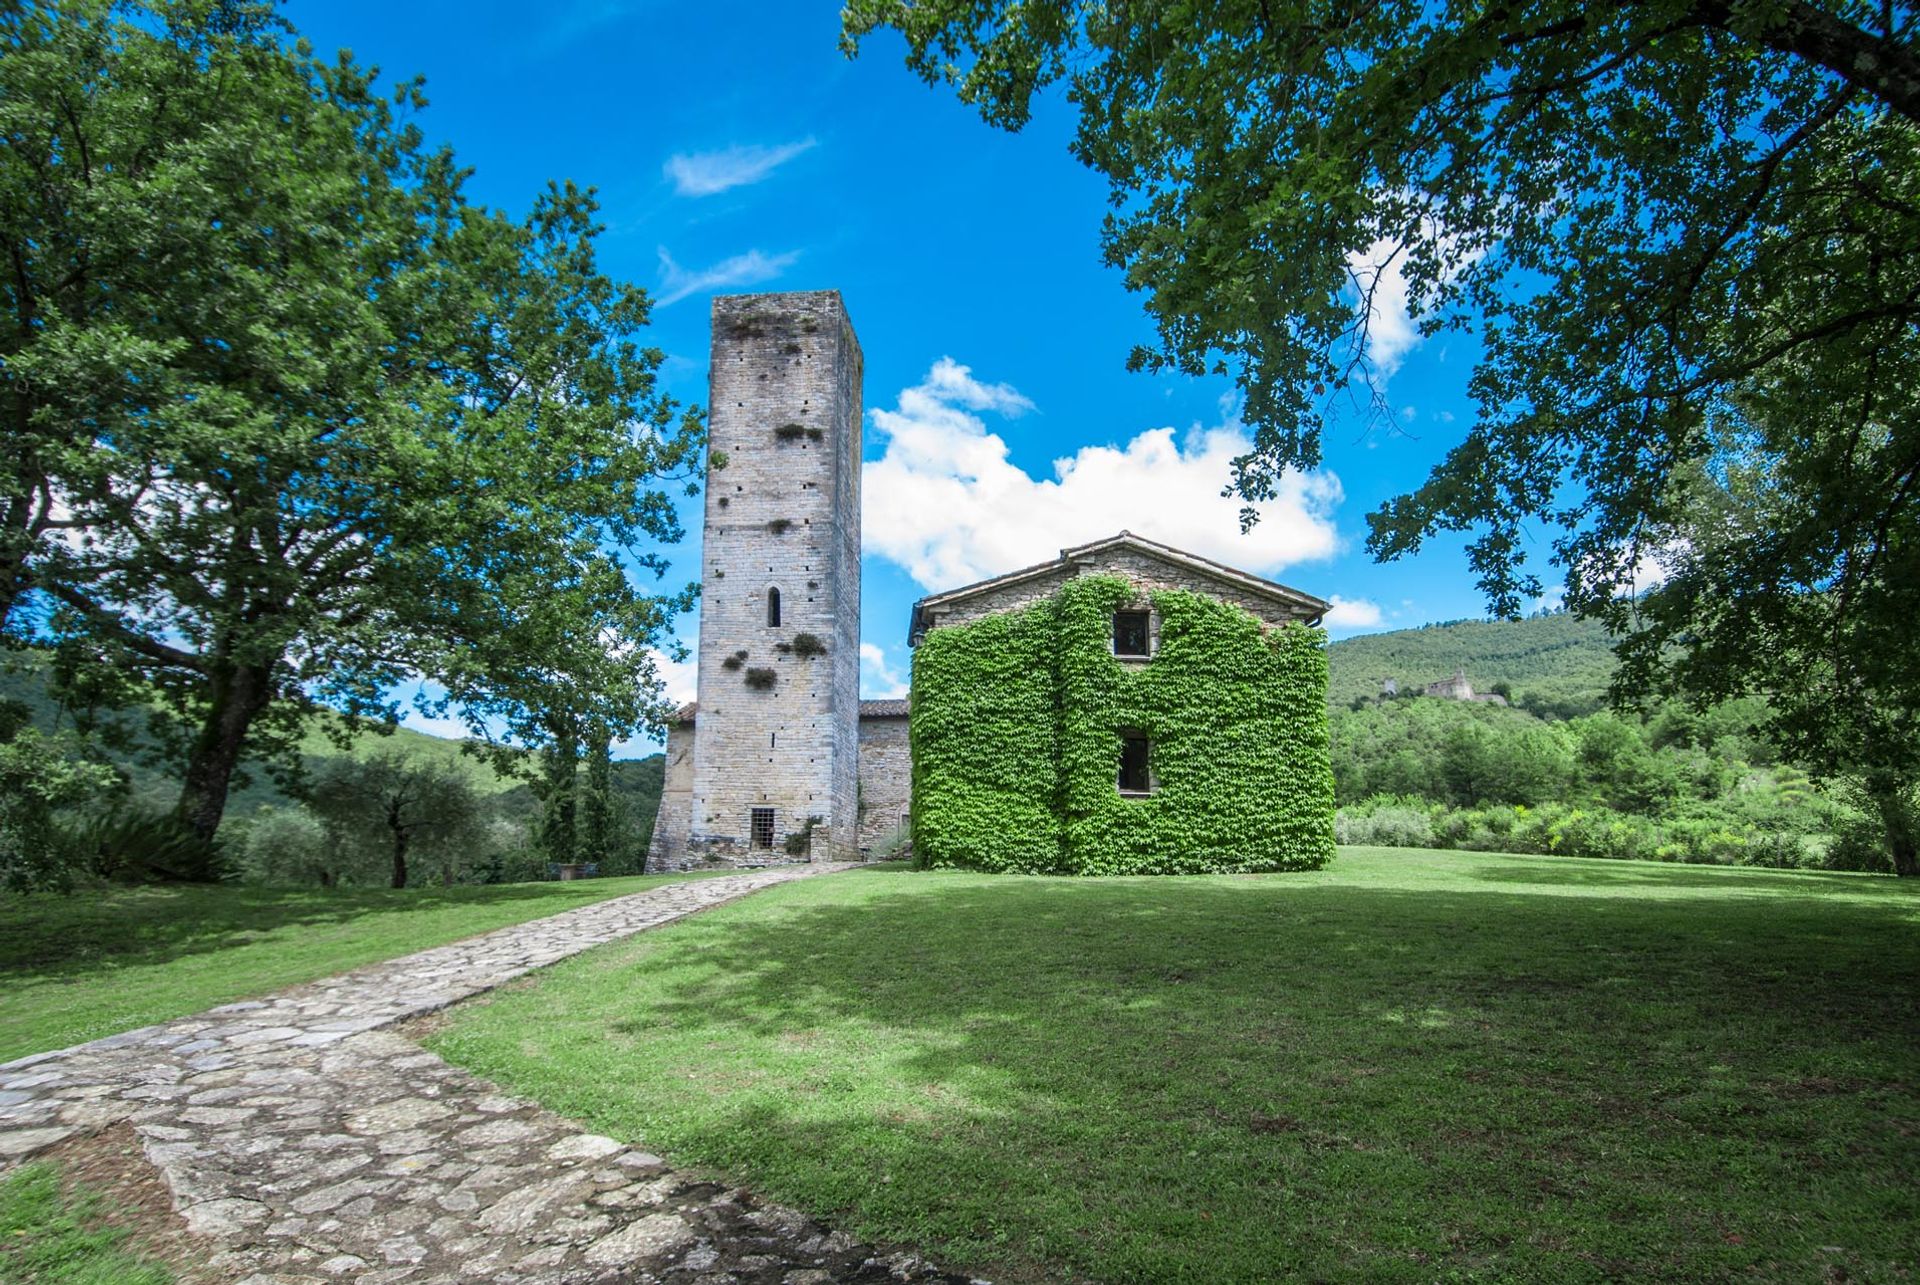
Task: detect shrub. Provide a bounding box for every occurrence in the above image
[1334,796,1435,848]
[722,650,748,672]
[783,815,822,856]
[238,803,338,886]
[790,632,828,658]
[744,667,777,691]
[0,720,118,893]
[65,807,229,885]
[1823,807,1894,872]
[767,518,794,534]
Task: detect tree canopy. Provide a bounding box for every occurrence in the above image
[843,0,1920,868]
[2,0,702,845]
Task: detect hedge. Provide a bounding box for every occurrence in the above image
[910,575,1335,874]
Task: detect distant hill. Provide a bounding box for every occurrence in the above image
[1326,613,1617,715]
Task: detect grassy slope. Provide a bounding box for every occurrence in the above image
[431,852,1920,1284]
[0,872,717,1062]
[1325,612,1614,710]
[0,1164,170,1285]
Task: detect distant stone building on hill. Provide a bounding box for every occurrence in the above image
[1422,669,1508,705]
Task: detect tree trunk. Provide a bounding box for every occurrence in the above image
[388,805,409,889]
[583,730,611,864]
[0,490,34,638]
[1882,801,1918,878]
[1867,776,1918,877]
[174,660,274,850]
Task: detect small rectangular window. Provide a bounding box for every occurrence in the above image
[751,807,776,849]
[1113,611,1150,657]
[1118,737,1152,794]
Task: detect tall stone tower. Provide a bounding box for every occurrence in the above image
[685,290,863,862]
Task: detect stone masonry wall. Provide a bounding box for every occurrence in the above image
[688,291,863,864]
[643,718,694,872]
[856,714,911,852]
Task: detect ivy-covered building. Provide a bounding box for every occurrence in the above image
[906,531,1337,874]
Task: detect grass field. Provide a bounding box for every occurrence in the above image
[0,1161,171,1285]
[0,872,718,1063]
[430,848,1920,1284]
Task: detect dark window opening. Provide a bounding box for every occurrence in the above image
[1119,736,1152,794]
[767,588,782,627]
[751,807,776,849]
[1113,611,1150,657]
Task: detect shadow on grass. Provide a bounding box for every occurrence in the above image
[452,868,1920,1283]
[1462,857,1911,895]
[0,878,639,981]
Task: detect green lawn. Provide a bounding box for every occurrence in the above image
[0,1163,171,1285]
[429,848,1920,1284]
[0,873,719,1062]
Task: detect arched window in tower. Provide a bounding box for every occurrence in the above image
[767,587,781,628]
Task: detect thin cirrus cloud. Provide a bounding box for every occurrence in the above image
[664,138,817,197]
[862,358,1345,595]
[655,247,800,307]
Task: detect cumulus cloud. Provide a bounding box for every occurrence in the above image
[656,247,800,307]
[860,642,909,699]
[1323,595,1385,631]
[1320,595,1382,626]
[664,138,816,197]
[863,360,1344,592]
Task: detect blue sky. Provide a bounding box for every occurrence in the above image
[282,0,1503,749]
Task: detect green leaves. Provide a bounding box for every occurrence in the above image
[847,0,1920,866]
[911,576,1335,874]
[2,2,703,839]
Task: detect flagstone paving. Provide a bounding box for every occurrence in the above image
[0,865,981,1284]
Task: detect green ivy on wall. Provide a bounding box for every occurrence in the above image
[910,575,1336,874]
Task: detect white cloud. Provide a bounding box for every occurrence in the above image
[664,138,816,197]
[1346,237,1421,378]
[656,247,800,307]
[1323,595,1385,630]
[1320,595,1382,626]
[863,360,1344,592]
[860,642,909,699]
[650,645,698,707]
[1345,218,1484,379]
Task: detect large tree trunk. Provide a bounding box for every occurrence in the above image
[1867,776,1919,877]
[0,490,34,640]
[389,822,409,890]
[174,659,274,850]
[1881,800,1918,878]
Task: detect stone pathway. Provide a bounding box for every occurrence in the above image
[0,866,981,1285]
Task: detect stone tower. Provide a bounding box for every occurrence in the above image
[685,290,863,862]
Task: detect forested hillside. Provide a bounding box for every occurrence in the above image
[1325,612,1614,714]
[1,655,664,885]
[1322,614,1889,871]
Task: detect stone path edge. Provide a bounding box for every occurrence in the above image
[1,868,812,1075]
[1,863,987,1284]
